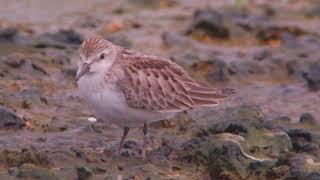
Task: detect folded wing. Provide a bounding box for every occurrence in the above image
[116,50,228,112]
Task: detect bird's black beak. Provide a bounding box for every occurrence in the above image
[75,63,90,82]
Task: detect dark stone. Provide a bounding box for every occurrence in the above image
[304,5,320,17]
[283,154,319,180]
[209,59,230,82]
[302,61,320,91]
[209,122,248,136]
[286,129,313,152]
[122,140,140,157]
[92,167,106,174]
[8,167,19,176]
[286,129,312,142]
[253,49,272,61]
[77,166,92,180]
[3,58,25,68]
[299,113,316,124]
[34,29,83,49]
[286,60,302,76]
[50,29,83,45]
[197,136,274,180]
[224,123,248,135]
[192,59,230,82]
[186,9,230,38]
[306,172,320,180]
[161,32,186,48]
[300,143,319,153]
[149,142,174,158]
[0,27,18,41]
[123,140,139,149]
[31,63,48,75]
[181,138,201,151]
[0,106,25,129]
[106,33,133,48]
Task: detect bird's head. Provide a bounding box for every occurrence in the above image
[76,36,115,82]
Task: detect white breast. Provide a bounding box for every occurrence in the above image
[77,73,125,117]
[77,72,177,127]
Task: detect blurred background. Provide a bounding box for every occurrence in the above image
[0,0,319,179]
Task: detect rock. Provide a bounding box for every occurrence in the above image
[2,56,25,68]
[255,25,304,44]
[15,164,58,180]
[191,59,230,82]
[286,59,303,76]
[302,61,320,91]
[272,153,320,179]
[71,147,100,163]
[106,32,133,48]
[246,130,292,159]
[8,167,19,176]
[223,105,264,125]
[306,172,320,180]
[253,49,272,61]
[31,63,48,75]
[299,113,316,124]
[149,142,174,158]
[49,29,83,45]
[228,60,265,76]
[186,9,230,38]
[208,58,230,82]
[76,166,92,180]
[19,88,44,105]
[286,129,313,152]
[196,133,275,179]
[34,29,83,49]
[92,166,106,174]
[304,5,320,17]
[195,105,265,139]
[122,140,140,157]
[0,27,18,42]
[262,116,291,131]
[0,106,25,129]
[161,32,188,48]
[0,146,50,167]
[180,138,201,151]
[208,122,248,136]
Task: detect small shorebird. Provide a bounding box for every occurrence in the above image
[76,36,229,158]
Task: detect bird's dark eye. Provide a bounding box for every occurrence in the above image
[99,53,105,60]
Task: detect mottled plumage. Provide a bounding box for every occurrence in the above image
[114,48,227,112]
[76,36,231,157]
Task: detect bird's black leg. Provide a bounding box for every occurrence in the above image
[117,127,129,155]
[142,123,149,160]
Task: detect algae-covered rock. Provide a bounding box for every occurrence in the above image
[270,153,320,179]
[196,133,275,179]
[14,164,58,180]
[0,146,50,167]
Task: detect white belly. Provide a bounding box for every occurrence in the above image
[77,74,176,127]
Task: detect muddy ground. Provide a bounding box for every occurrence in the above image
[0,0,320,179]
